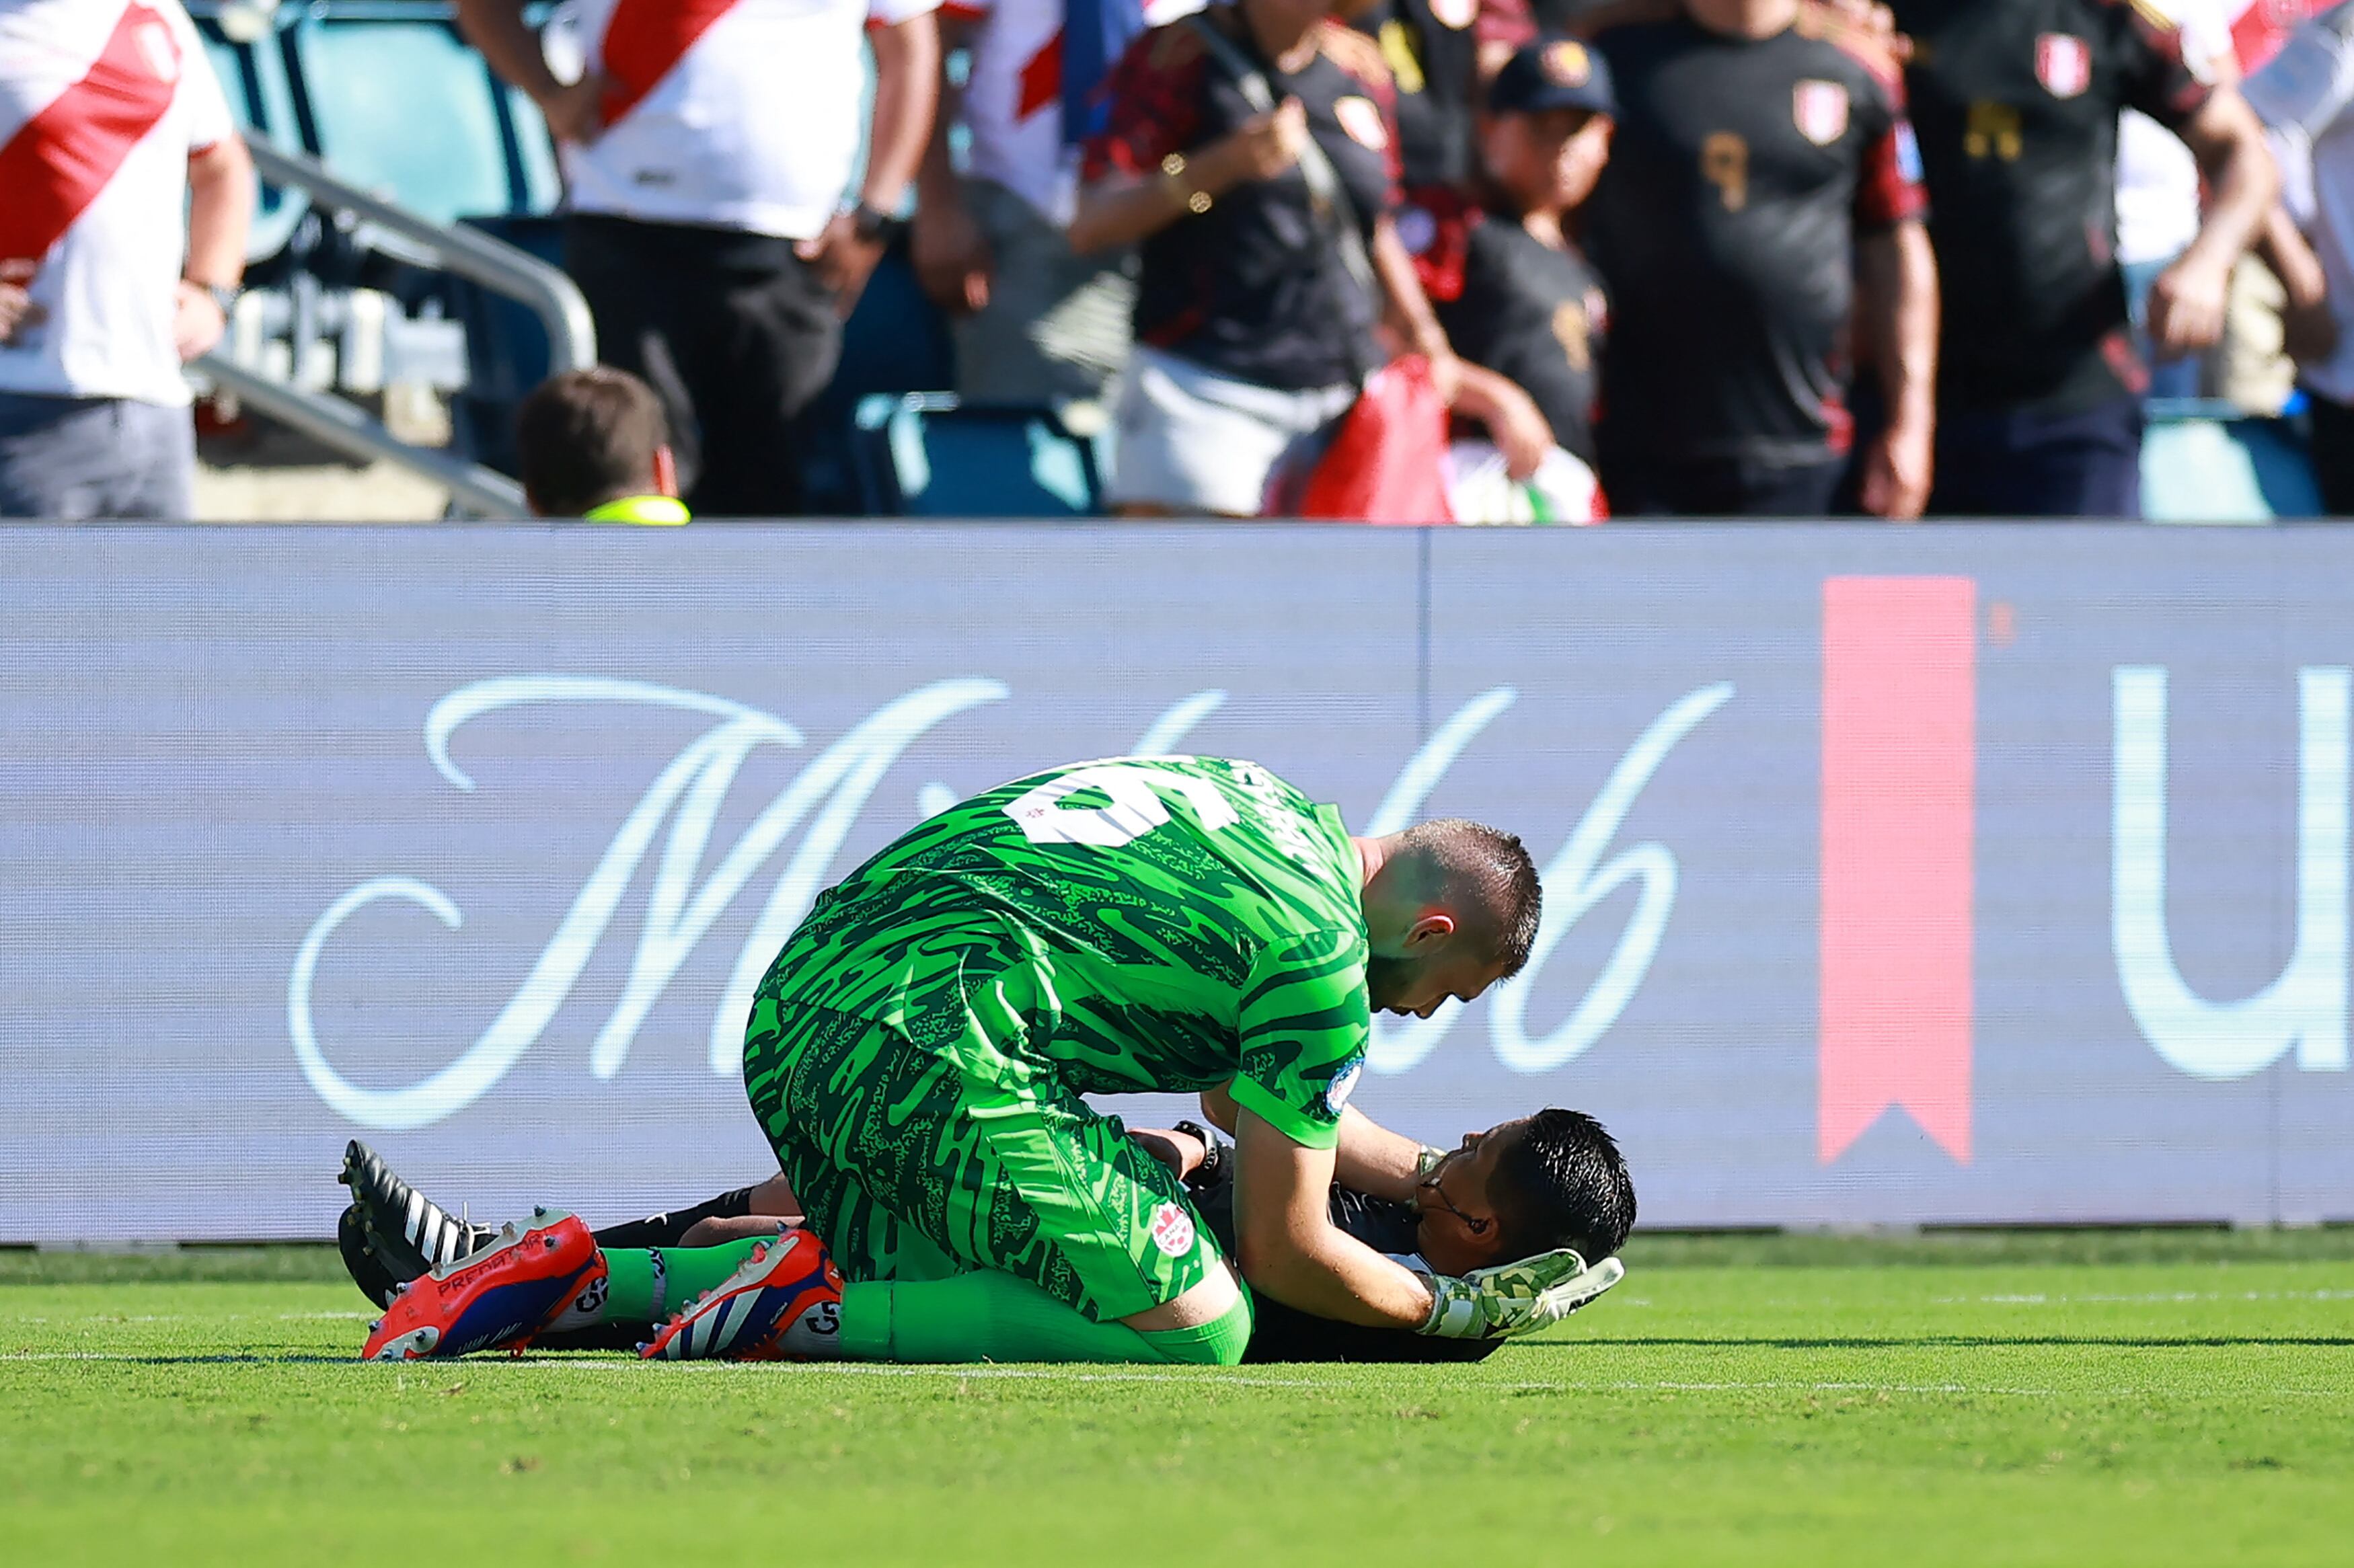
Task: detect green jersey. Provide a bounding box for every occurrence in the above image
[761,756,1372,1148]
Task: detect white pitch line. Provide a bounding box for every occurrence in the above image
[3,1353,2348,1401]
[1929,1290,2354,1306]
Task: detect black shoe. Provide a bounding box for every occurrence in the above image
[338,1140,496,1299]
[336,1201,406,1307]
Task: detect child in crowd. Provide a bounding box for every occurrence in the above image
[1404,37,1616,520]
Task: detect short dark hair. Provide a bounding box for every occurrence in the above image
[515,366,669,516]
[1398,818,1542,976]
[1486,1108,1636,1264]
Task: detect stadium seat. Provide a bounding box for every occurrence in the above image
[194,11,309,265]
[798,243,958,512]
[443,214,571,475]
[286,11,553,225]
[2141,401,2326,522]
[848,394,1104,517]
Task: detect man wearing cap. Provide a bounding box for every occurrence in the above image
[1403,38,1617,473]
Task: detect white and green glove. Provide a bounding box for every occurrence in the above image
[1414,1249,1627,1340]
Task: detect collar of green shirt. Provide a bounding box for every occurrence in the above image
[581,495,690,525]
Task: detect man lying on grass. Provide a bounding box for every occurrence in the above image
[336,1102,1634,1365]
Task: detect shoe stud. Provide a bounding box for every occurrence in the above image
[368,1319,382,1333]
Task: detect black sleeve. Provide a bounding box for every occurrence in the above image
[2109,0,2213,130]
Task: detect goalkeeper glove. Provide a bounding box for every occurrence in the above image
[1414,1249,1627,1340]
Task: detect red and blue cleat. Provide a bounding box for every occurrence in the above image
[638,1231,843,1362]
[361,1208,603,1361]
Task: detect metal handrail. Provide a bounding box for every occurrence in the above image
[237,138,594,373]
[200,354,527,517]
[193,135,596,518]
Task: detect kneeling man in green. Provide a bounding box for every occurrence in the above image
[365,757,1615,1366]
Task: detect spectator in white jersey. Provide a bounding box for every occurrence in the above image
[2116,0,2240,399]
[912,0,1203,406]
[457,0,941,517]
[0,0,250,520]
[2246,1,2354,511]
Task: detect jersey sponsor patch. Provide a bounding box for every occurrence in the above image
[1322,1054,1365,1115]
[1334,95,1389,151]
[1793,79,1850,145]
[2036,33,2092,99]
[1149,1202,1197,1258]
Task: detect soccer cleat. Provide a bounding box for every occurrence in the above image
[638,1231,843,1362]
[340,1140,498,1296]
[336,1202,404,1309]
[360,1208,602,1361]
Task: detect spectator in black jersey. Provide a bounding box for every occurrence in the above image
[1405,38,1618,473]
[1577,0,1940,518]
[1887,0,2279,517]
[336,1107,1636,1364]
[1071,0,1555,516]
[1355,0,1537,196]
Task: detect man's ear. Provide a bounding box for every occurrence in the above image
[1406,911,1457,949]
[652,444,680,498]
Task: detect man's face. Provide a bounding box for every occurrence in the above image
[1412,1117,1531,1276]
[1365,944,1510,1019]
[1482,109,1613,215]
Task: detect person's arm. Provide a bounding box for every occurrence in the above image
[1330,1106,1428,1205]
[910,11,989,313]
[798,10,942,313]
[1855,219,1937,520]
[1369,211,1451,365]
[1231,1107,1437,1328]
[2257,202,2340,365]
[175,135,254,362]
[1069,98,1309,253]
[454,0,605,143]
[2148,87,2281,355]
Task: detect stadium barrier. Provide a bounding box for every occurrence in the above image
[6,522,2351,1243]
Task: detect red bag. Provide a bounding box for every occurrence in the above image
[1287,355,1456,524]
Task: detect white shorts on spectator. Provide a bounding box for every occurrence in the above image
[1108,344,1357,516]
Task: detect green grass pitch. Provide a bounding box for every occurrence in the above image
[5,1230,2351,1567]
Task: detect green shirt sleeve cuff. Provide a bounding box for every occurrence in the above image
[1225,1074,1340,1150]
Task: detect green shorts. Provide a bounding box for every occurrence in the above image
[743,998,1219,1323]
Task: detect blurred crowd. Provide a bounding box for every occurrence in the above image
[3,0,2352,521]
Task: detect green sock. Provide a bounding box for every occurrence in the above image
[835,1271,1252,1366]
[597,1239,771,1327]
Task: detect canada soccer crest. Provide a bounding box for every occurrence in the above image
[1793,80,1850,146]
[1149,1202,1197,1259]
[2037,33,2091,99]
